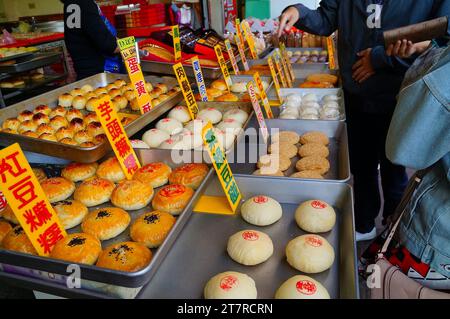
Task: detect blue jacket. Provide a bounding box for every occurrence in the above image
[386,44,450,278]
[291,0,450,113]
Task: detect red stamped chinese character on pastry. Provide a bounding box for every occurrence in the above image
[306,236,323,247]
[253,195,268,204]
[220,275,238,291]
[296,280,317,295]
[160,185,185,198]
[141,163,163,173]
[242,231,259,241]
[311,200,327,209]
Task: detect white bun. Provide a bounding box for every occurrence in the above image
[197,108,222,124]
[204,271,257,299]
[227,230,274,266]
[223,109,248,124]
[168,106,192,123]
[241,195,282,226]
[275,275,330,299]
[142,128,170,148]
[156,118,183,135]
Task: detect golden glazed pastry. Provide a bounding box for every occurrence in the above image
[49,106,68,119]
[58,93,73,107]
[32,113,50,126]
[66,109,84,122]
[300,131,329,146]
[62,162,98,182]
[96,241,152,272]
[21,130,38,138]
[257,154,291,172]
[130,98,140,111]
[111,180,154,210]
[1,128,17,134]
[53,200,89,230]
[86,97,99,112]
[72,96,87,110]
[290,171,324,180]
[84,92,97,101]
[81,84,94,94]
[130,211,176,248]
[83,112,98,125]
[93,133,107,145]
[2,226,37,255]
[152,184,194,215]
[155,83,168,94]
[1,205,19,224]
[298,143,330,158]
[50,233,101,265]
[105,84,117,91]
[113,79,127,88]
[124,90,137,102]
[150,87,163,98]
[211,79,228,91]
[296,156,330,175]
[206,88,224,98]
[56,127,74,140]
[39,133,57,142]
[70,88,84,97]
[82,207,131,241]
[112,95,128,110]
[49,115,68,131]
[272,131,300,145]
[69,118,85,132]
[168,163,209,190]
[17,110,34,122]
[121,83,134,94]
[74,177,115,207]
[0,221,12,243]
[41,177,75,203]
[268,143,298,159]
[94,87,108,96]
[74,130,92,144]
[79,141,96,148]
[34,104,52,115]
[18,120,37,133]
[86,122,104,137]
[36,123,54,135]
[59,138,78,145]
[97,157,126,183]
[2,118,20,131]
[133,162,172,188]
[32,168,47,183]
[108,88,121,99]
[215,93,239,102]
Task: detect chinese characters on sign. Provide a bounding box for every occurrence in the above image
[235,19,246,53]
[279,43,296,81]
[273,52,288,88]
[268,57,284,104]
[225,40,239,75]
[327,36,336,70]
[202,122,242,213]
[241,20,258,59]
[253,72,273,119]
[0,144,66,256]
[191,57,208,102]
[214,45,233,91]
[234,35,249,72]
[276,49,293,88]
[247,82,269,144]
[117,36,153,114]
[173,62,199,120]
[94,95,141,179]
[172,25,182,62]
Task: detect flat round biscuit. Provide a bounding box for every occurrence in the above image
[298,143,329,158]
[271,131,300,145]
[295,156,330,175]
[96,241,152,272]
[268,143,298,159]
[257,154,291,172]
[41,177,75,203]
[61,162,98,182]
[53,200,88,230]
[290,171,324,180]
[82,207,131,241]
[111,180,154,211]
[300,131,329,145]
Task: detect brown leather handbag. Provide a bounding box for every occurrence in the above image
[370,171,450,299]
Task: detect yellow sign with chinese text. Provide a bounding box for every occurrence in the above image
[327,36,336,70]
[172,25,182,62]
[253,72,273,119]
[202,122,242,213]
[235,18,246,53]
[241,20,258,59]
[117,36,153,114]
[173,62,199,120]
[225,40,239,75]
[0,144,67,256]
[273,53,288,88]
[235,35,249,72]
[268,57,283,104]
[191,56,208,102]
[94,95,141,180]
[214,45,232,91]
[280,43,295,81]
[247,82,269,144]
[277,50,293,88]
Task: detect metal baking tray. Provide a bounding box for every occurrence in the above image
[137,175,358,299]
[0,73,183,163]
[0,52,62,74]
[0,149,214,292]
[0,51,35,63]
[230,119,350,182]
[204,74,274,100]
[266,47,329,66]
[275,88,346,121]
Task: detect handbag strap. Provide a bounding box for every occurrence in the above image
[378,169,429,257]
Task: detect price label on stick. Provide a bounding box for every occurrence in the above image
[268,57,283,104]
[253,72,273,119]
[94,95,141,180]
[280,43,295,81]
[235,18,246,52]
[234,35,249,71]
[277,50,293,87]
[0,144,67,256]
[214,45,233,91]
[241,20,258,59]
[225,39,240,75]
[172,25,182,62]
[173,62,199,120]
[191,56,208,102]
[117,36,153,114]
[273,53,288,88]
[327,36,336,70]
[247,81,269,144]
[202,122,242,213]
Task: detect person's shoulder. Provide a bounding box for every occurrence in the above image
[423,47,450,112]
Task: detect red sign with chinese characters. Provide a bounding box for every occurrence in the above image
[0,143,66,256]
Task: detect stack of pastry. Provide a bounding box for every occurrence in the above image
[294,131,330,179]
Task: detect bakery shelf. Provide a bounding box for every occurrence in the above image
[0,52,62,74]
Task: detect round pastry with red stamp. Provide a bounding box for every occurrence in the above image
[41,177,76,203]
[227,230,274,266]
[81,207,131,241]
[111,180,154,211]
[168,163,209,190]
[130,211,176,248]
[61,162,98,182]
[286,234,335,273]
[133,162,172,188]
[2,226,37,256]
[96,241,152,272]
[295,199,336,233]
[96,157,126,183]
[275,275,330,299]
[204,271,257,299]
[151,184,194,215]
[240,195,282,226]
[50,233,101,265]
[73,177,115,207]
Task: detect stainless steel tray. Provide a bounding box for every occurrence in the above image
[0,51,35,63]
[266,47,329,67]
[137,175,358,299]
[0,149,214,290]
[0,73,183,163]
[0,53,62,74]
[230,119,350,182]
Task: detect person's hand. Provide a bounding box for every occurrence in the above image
[352,48,375,83]
[386,39,431,58]
[278,7,300,37]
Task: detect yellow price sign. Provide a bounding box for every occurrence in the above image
[172,25,182,62]
[0,144,67,256]
[253,72,273,119]
[280,43,295,81]
[273,53,288,88]
[247,81,269,144]
[173,62,199,120]
[94,95,141,180]
[235,18,246,52]
[214,45,232,91]
[241,20,258,59]
[268,57,283,104]
[277,50,293,88]
[327,36,336,70]
[202,122,242,213]
[117,36,153,114]
[225,40,239,75]
[234,35,249,72]
[191,56,208,102]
